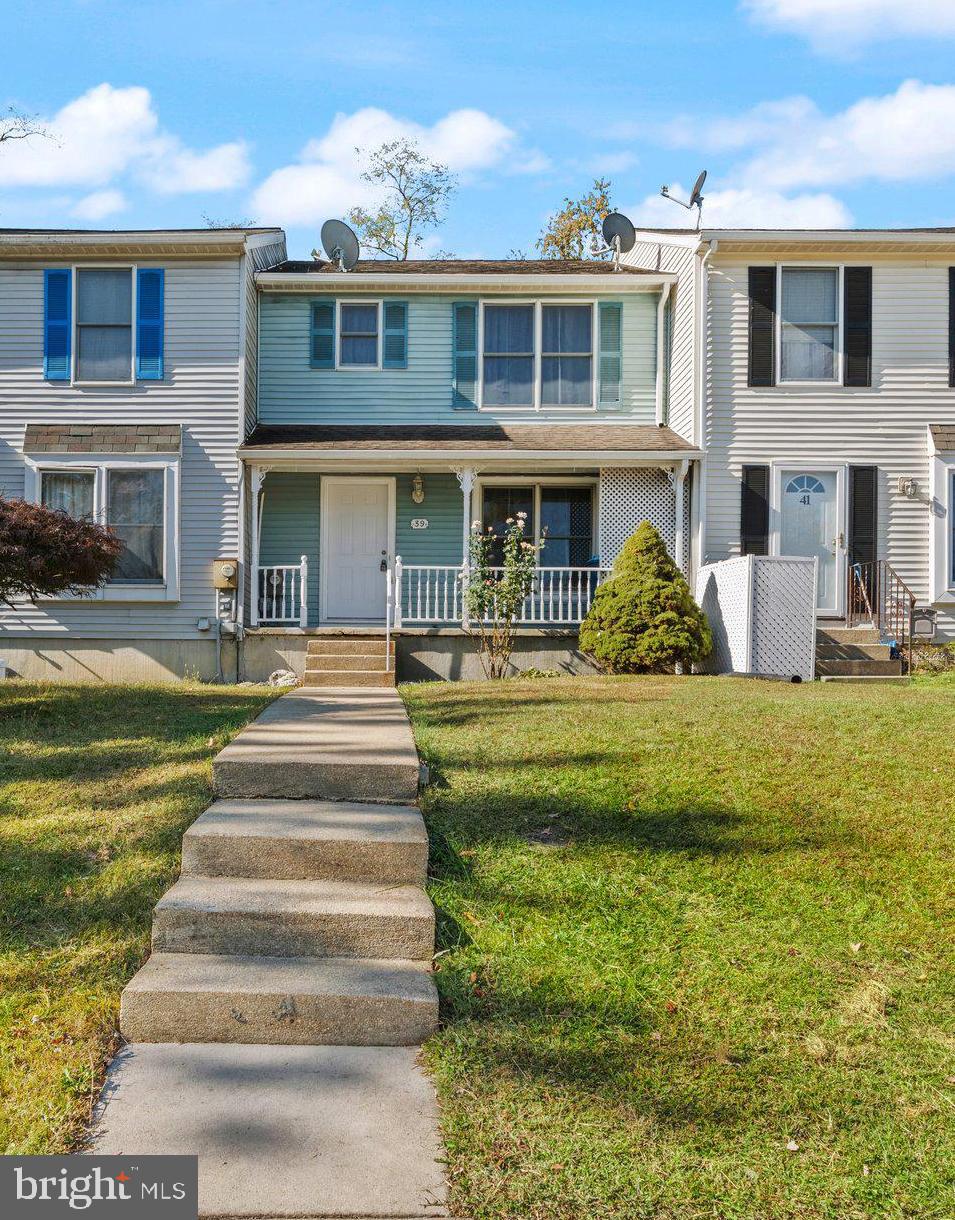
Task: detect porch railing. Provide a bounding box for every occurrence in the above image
[394,559,611,626]
[846,559,916,672]
[256,556,308,627]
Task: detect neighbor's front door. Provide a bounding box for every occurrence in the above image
[776,467,845,615]
[322,479,391,621]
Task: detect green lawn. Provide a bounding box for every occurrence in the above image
[0,681,275,1155]
[403,676,955,1220]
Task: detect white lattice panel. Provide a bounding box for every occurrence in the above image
[696,556,751,673]
[599,467,676,566]
[751,558,817,681]
[695,556,816,680]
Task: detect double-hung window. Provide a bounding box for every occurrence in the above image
[541,305,593,406]
[339,302,380,367]
[481,302,595,408]
[76,268,133,382]
[779,267,839,382]
[41,470,95,519]
[482,305,535,407]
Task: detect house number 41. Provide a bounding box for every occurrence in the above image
[410,518,429,530]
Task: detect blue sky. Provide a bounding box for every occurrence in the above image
[4,0,955,256]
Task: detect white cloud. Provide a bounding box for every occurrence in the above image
[743,0,955,49]
[0,83,250,195]
[71,189,127,221]
[251,106,536,225]
[629,182,853,228]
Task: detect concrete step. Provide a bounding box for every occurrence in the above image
[815,659,902,677]
[307,638,394,656]
[816,626,881,645]
[213,689,419,802]
[820,674,911,685]
[816,643,894,660]
[306,653,392,672]
[152,876,435,960]
[120,953,439,1046]
[181,799,428,884]
[301,669,396,688]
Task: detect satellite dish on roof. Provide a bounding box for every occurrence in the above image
[320,219,360,271]
[602,212,636,255]
[660,169,708,230]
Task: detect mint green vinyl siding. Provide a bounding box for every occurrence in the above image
[395,474,463,564]
[259,473,320,625]
[258,293,657,423]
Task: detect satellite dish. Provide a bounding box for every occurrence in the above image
[601,212,636,256]
[689,170,707,209]
[320,218,360,271]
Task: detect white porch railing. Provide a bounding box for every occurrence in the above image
[255,556,308,627]
[394,559,611,626]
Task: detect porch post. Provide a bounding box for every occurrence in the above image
[249,465,266,627]
[674,458,689,575]
[452,465,476,628]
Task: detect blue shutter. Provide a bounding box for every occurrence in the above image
[452,301,478,409]
[382,301,408,368]
[597,301,622,408]
[44,269,71,381]
[310,300,336,368]
[136,268,164,380]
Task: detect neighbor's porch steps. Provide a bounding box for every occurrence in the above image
[302,636,396,688]
[815,625,908,684]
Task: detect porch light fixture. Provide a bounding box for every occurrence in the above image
[411,473,425,505]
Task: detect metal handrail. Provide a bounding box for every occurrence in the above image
[847,559,916,672]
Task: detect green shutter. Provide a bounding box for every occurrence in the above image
[44,269,71,381]
[598,301,622,407]
[310,299,335,368]
[383,301,408,368]
[452,301,478,409]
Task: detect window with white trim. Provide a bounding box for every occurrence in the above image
[339,302,380,367]
[779,267,839,382]
[479,482,596,566]
[76,268,133,382]
[480,302,596,409]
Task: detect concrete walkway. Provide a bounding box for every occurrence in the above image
[88,686,447,1220]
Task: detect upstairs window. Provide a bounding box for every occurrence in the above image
[339,302,379,367]
[779,267,839,382]
[483,305,534,407]
[541,305,593,406]
[76,268,133,382]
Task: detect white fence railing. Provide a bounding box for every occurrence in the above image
[255,556,308,627]
[394,559,611,626]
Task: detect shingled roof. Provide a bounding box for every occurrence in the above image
[24,423,182,454]
[265,258,658,276]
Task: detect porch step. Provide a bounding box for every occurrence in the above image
[816,626,882,646]
[181,799,428,885]
[152,876,435,960]
[307,638,394,657]
[816,658,903,677]
[301,670,396,688]
[120,953,438,1046]
[816,643,894,661]
[820,675,911,686]
[306,653,392,672]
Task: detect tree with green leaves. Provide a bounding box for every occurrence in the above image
[579,522,711,673]
[348,139,456,260]
[537,178,614,259]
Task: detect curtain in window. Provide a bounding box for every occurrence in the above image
[339,304,378,365]
[540,487,594,565]
[541,305,592,406]
[481,485,534,565]
[781,268,837,381]
[41,471,94,519]
[107,469,164,582]
[483,305,534,406]
[76,268,132,381]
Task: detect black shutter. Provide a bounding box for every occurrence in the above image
[740,464,770,555]
[848,465,878,565]
[748,267,776,387]
[949,268,955,388]
[843,267,872,387]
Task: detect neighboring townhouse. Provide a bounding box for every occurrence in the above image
[627,226,955,640]
[0,226,286,681]
[243,257,696,679]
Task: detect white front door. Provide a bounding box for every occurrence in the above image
[776,466,846,615]
[321,478,393,621]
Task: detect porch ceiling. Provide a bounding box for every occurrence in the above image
[240,423,701,467]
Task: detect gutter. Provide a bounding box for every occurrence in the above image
[238,446,704,463]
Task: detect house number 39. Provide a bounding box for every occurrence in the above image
[410,518,429,530]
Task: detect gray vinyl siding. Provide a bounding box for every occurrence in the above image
[257,293,657,424]
[0,258,244,639]
[626,238,699,443]
[704,256,955,631]
[244,240,286,436]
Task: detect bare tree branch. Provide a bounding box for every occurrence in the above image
[0,106,50,146]
[347,139,456,260]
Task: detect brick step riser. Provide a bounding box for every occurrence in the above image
[181,837,427,885]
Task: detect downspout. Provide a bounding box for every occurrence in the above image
[655,282,673,426]
[694,238,718,569]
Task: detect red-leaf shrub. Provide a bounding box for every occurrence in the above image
[0,497,122,606]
